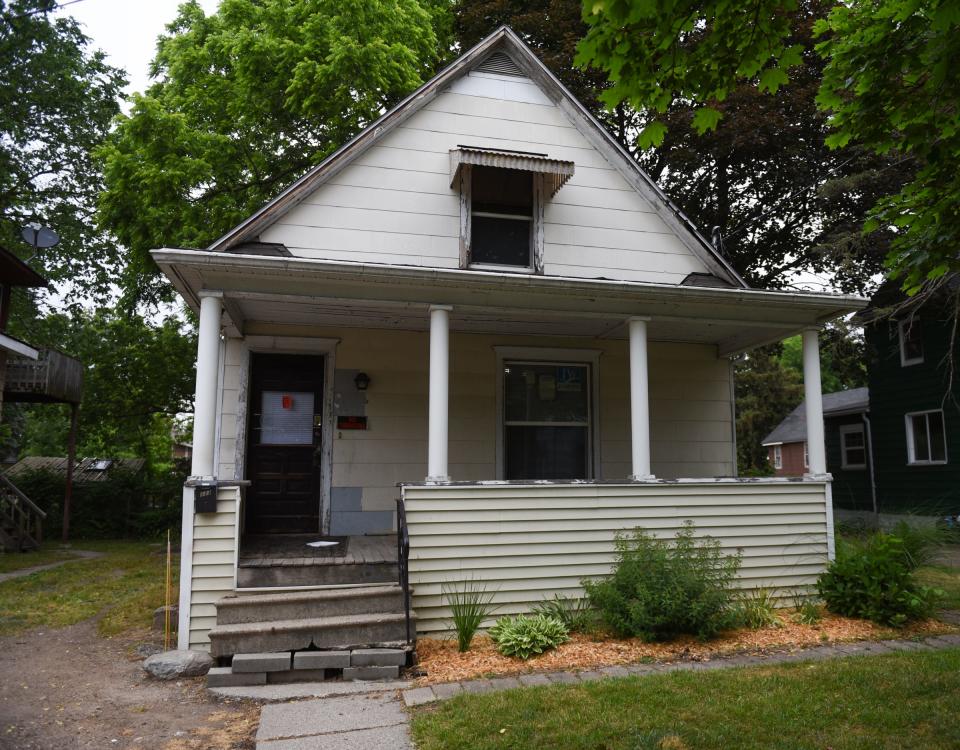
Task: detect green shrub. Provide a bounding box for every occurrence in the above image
[737,588,782,629]
[532,594,596,633]
[583,522,742,642]
[489,613,569,659]
[442,577,497,652]
[817,532,942,627]
[791,595,823,626]
[890,520,948,571]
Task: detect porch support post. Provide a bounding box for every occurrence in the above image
[628,316,655,480]
[427,304,452,482]
[191,291,223,477]
[802,327,828,477]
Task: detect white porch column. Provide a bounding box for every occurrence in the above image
[427,304,452,482]
[191,291,223,477]
[802,327,827,476]
[628,316,654,480]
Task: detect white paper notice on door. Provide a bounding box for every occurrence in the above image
[261,391,315,444]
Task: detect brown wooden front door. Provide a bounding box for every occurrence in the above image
[245,353,324,534]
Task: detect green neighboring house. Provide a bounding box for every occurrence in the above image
[859,282,960,518]
[762,281,960,523]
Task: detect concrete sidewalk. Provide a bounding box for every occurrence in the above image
[256,692,411,749]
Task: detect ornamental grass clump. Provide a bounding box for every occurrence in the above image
[489,613,569,659]
[817,531,942,627]
[442,577,497,652]
[583,521,742,642]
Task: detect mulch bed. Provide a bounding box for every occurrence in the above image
[412,613,957,686]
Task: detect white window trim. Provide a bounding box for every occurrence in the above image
[772,445,782,470]
[898,318,924,366]
[839,424,867,470]
[905,409,948,466]
[458,164,545,274]
[493,346,601,480]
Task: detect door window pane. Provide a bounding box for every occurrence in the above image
[261,391,314,445]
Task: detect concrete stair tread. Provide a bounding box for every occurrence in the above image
[209,610,412,638]
[217,584,402,609]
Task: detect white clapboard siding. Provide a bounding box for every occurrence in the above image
[403,481,830,634]
[259,70,714,284]
[188,487,239,650]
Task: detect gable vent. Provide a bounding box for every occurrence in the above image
[476,51,525,77]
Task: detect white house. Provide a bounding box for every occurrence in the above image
[154,28,865,664]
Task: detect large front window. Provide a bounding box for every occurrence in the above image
[503,361,590,479]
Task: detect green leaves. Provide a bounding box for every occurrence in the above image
[637,120,668,148]
[98,0,447,303]
[489,614,569,659]
[577,0,803,141]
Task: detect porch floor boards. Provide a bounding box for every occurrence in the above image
[238,534,396,568]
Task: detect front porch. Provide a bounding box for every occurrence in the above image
[158,251,864,651]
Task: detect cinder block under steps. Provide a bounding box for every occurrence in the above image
[206,647,409,687]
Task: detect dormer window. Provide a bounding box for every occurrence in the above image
[450,147,574,274]
[471,166,533,268]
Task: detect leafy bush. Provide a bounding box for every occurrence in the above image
[489,613,569,659]
[442,577,497,652]
[532,594,596,633]
[736,588,782,629]
[583,522,742,642]
[817,532,942,627]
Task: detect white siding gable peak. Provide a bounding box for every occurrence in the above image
[208,26,746,288]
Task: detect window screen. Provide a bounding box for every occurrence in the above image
[260,391,315,445]
[471,166,532,267]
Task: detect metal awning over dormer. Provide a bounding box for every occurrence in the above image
[449,147,575,197]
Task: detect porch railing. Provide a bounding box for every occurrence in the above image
[0,472,46,551]
[395,496,412,644]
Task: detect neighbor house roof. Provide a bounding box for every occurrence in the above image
[762,387,870,446]
[0,246,46,288]
[203,26,747,289]
[3,456,145,482]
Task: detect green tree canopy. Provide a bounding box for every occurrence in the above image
[577,0,960,292]
[7,309,196,469]
[0,0,126,301]
[98,0,449,306]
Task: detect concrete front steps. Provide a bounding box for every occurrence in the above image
[207,584,415,685]
[207,647,409,687]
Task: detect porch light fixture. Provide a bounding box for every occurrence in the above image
[354,372,371,391]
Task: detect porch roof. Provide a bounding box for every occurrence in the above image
[152,248,867,356]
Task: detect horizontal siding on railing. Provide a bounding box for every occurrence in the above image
[189,487,239,650]
[403,481,830,634]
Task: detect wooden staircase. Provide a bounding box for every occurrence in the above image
[0,472,45,552]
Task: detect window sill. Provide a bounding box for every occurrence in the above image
[900,358,924,367]
[907,460,948,466]
[468,263,535,274]
[841,464,866,471]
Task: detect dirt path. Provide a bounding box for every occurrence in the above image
[0,550,104,585]
[0,619,258,750]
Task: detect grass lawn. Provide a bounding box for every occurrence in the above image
[0,540,178,637]
[0,542,82,574]
[917,565,960,610]
[411,648,960,750]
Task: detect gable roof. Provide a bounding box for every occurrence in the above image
[762,387,870,445]
[207,26,746,288]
